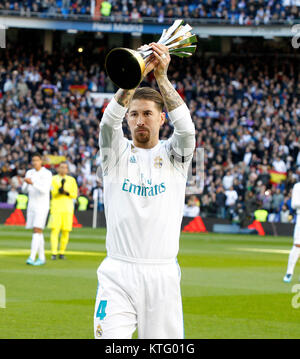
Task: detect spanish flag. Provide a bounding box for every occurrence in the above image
[269,170,287,185]
[44,155,67,166]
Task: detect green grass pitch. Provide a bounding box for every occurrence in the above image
[0,225,300,339]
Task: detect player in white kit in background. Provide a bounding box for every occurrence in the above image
[22,153,52,266]
[283,181,300,282]
[94,43,196,339]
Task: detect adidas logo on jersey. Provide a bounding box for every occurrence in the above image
[129,155,137,164]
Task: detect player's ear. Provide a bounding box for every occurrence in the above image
[160,112,166,127]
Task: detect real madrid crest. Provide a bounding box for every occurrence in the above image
[96,324,103,338]
[154,156,163,169]
[131,144,138,153]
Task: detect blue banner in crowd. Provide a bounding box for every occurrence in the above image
[0,16,166,34]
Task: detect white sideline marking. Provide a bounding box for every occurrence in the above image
[0,249,106,257]
[234,247,290,255]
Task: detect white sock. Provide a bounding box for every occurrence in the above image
[287,246,300,275]
[38,233,45,262]
[29,233,39,261]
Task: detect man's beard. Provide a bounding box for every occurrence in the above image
[134,129,150,143]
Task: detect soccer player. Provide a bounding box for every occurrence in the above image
[283,181,300,283]
[49,162,78,260]
[94,43,195,339]
[22,153,52,266]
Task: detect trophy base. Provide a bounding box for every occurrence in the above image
[105,48,145,90]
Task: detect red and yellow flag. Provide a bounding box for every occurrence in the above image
[269,170,287,185]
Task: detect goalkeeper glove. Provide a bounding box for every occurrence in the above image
[59,179,68,195]
[59,187,70,196]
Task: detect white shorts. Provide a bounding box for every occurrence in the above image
[26,208,49,230]
[294,226,300,246]
[94,257,184,339]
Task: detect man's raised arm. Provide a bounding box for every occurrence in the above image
[99,58,156,174]
[151,43,195,163]
[98,89,134,174]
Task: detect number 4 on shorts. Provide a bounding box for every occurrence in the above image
[96,300,107,320]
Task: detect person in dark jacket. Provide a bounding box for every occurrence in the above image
[216,186,226,219]
[244,190,258,223]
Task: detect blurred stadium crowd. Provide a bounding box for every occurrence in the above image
[0,39,299,223]
[2,0,300,24]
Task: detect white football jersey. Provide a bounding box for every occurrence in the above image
[22,167,52,211]
[292,182,300,226]
[99,98,195,263]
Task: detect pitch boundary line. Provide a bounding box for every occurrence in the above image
[233,247,290,254]
[0,231,106,239]
[0,249,106,257]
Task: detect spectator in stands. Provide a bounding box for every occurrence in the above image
[93,184,104,212]
[254,203,269,222]
[280,204,291,223]
[222,170,234,190]
[257,186,273,213]
[62,0,71,8]
[243,146,252,166]
[256,164,271,187]
[225,186,239,218]
[231,202,246,226]
[77,194,89,211]
[5,0,300,24]
[11,169,25,191]
[183,195,200,218]
[130,7,141,22]
[200,193,215,218]
[101,0,112,17]
[244,191,258,222]
[272,156,287,173]
[272,188,285,213]
[6,185,18,205]
[215,186,226,219]
[0,178,8,202]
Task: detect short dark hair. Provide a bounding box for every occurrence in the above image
[131,87,164,112]
[31,152,42,159]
